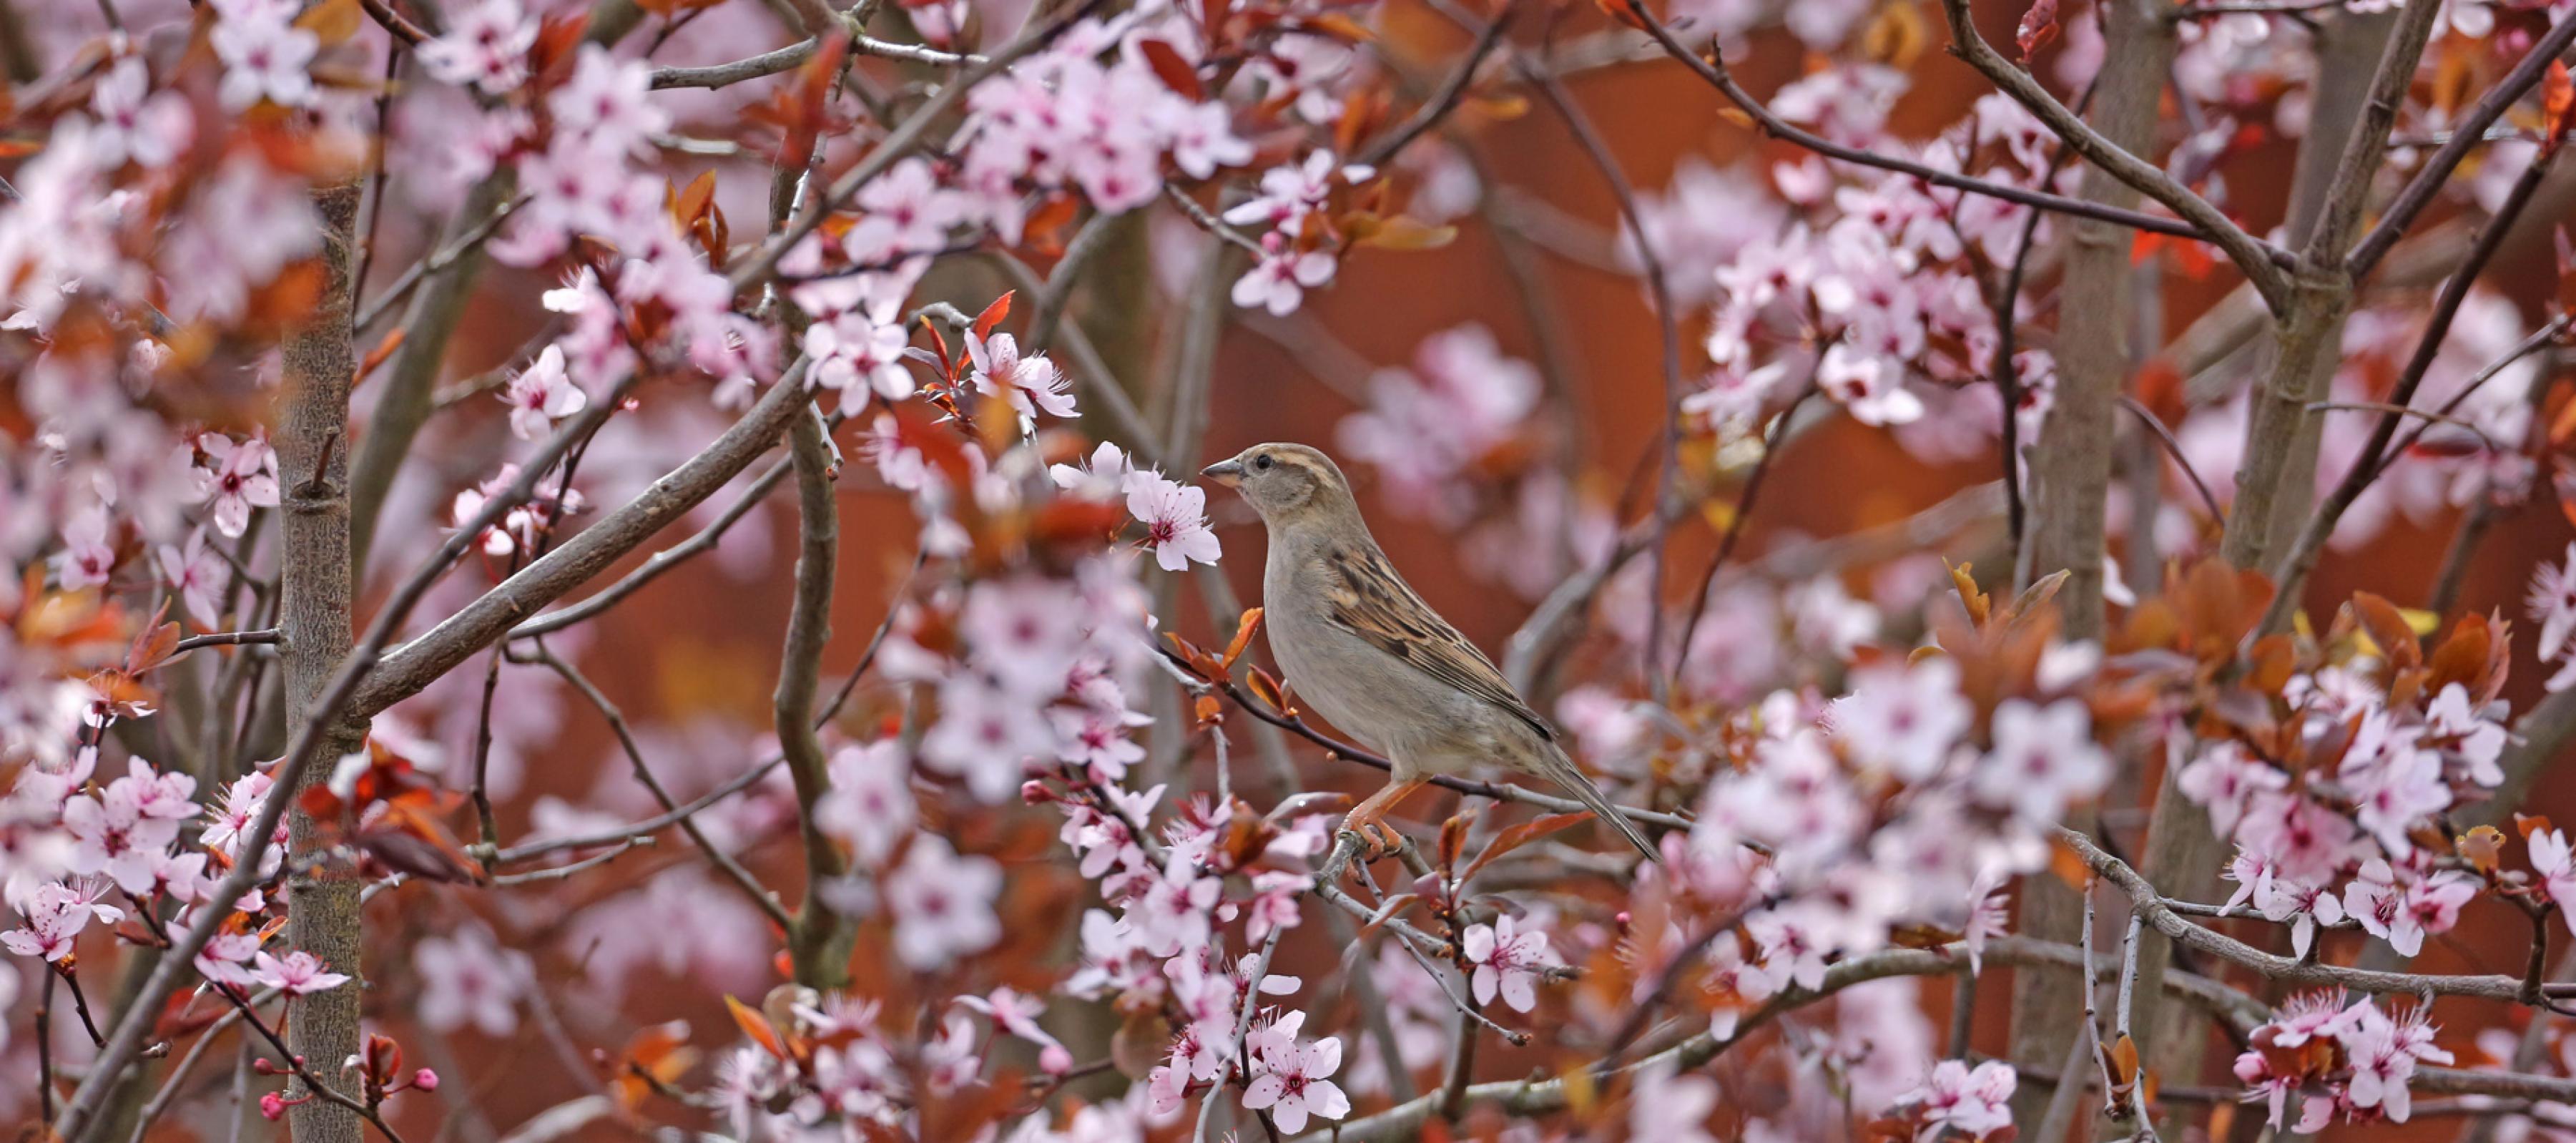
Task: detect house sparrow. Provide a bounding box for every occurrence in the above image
[1201,443,1658,861]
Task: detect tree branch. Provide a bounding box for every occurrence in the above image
[2345,11,2576,279]
[1625,5,2289,270]
[1932,0,2295,310]
[776,409,853,987]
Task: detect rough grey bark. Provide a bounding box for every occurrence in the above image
[277,177,373,1143]
[2006,1,2172,1132]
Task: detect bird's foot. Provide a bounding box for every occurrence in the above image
[1338,813,1406,861]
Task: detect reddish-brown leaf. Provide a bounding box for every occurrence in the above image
[727,994,788,1061]
[2459,824,2506,874]
[2350,591,2422,671]
[972,291,1014,340]
[1247,664,1289,714]
[610,1021,697,1112]
[130,619,182,674]
[1948,560,1991,627]
[1138,39,1204,101]
[2246,634,2296,697]
[1222,607,1264,670]
[1457,812,1596,881]
[2015,0,2060,61]
[355,328,406,387]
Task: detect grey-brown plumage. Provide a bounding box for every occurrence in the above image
[1200,443,1658,861]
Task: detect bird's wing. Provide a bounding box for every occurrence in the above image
[1317,543,1555,742]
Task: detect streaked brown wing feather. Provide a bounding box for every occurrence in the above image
[1317,544,1554,741]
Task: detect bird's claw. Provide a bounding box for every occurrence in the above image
[1339,820,1403,861]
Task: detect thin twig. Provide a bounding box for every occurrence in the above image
[516,645,791,930]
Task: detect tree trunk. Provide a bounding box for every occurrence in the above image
[2126,2,2430,1113]
[2007,0,2172,1131]
[278,177,373,1143]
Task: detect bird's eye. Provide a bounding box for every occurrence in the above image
[1253,454,1274,471]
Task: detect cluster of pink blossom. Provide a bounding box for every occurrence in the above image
[1671,652,2103,1038]
[2236,991,2456,1130]
[1679,86,2067,453]
[2177,670,2512,958]
[1336,323,1543,524]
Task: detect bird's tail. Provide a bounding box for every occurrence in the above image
[1538,745,1660,863]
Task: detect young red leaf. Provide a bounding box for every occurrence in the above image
[972,291,1015,340]
[726,995,789,1061]
[1457,812,1596,881]
[1221,607,1264,670]
[2015,0,2060,62]
[1138,39,1204,101]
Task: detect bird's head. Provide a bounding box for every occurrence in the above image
[1200,443,1355,527]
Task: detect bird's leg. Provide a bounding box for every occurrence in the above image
[1342,777,1428,859]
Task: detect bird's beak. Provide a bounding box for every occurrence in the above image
[1199,460,1246,486]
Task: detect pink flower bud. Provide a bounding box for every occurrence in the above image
[1039,1044,1073,1074]
[413,1068,440,1092]
[1019,780,1056,804]
[259,1092,287,1121]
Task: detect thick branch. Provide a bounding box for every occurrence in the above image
[2066,828,2571,1003]
[349,366,812,720]
[276,176,370,1143]
[2009,1,2172,1126]
[2259,149,2558,631]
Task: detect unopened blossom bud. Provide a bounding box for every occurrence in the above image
[1020,780,1057,805]
[413,1068,440,1092]
[260,1092,286,1121]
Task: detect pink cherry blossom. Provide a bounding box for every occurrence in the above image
[210,0,318,112]
[1830,657,1970,780]
[89,59,192,170]
[1125,474,1220,572]
[192,433,281,539]
[548,46,669,158]
[252,949,351,995]
[418,0,536,95]
[413,928,530,1036]
[1899,1059,2017,1139]
[1972,697,2108,823]
[1462,913,1553,1013]
[157,530,230,629]
[967,330,1077,421]
[1231,234,1336,317]
[54,506,115,591]
[1,880,123,962]
[501,347,587,441]
[817,740,918,868]
[885,835,1003,971]
[1242,1011,1349,1133]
